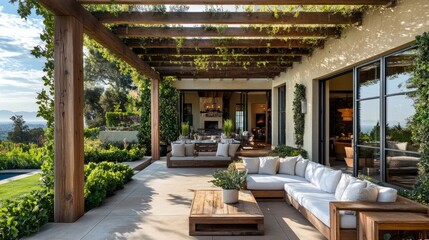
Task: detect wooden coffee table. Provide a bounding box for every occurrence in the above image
[189,189,264,236]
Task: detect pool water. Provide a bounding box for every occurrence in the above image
[0,173,25,180]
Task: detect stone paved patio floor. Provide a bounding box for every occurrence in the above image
[25,158,325,240]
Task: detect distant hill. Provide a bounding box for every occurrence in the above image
[0,110,46,123]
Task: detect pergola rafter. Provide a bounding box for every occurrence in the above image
[126,38,324,49]
[142,55,302,63]
[133,48,312,56]
[94,11,362,25]
[114,26,340,38]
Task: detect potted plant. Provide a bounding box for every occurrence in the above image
[208,164,247,203]
[180,122,189,139]
[223,119,234,138]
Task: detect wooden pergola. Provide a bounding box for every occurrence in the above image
[36,0,393,223]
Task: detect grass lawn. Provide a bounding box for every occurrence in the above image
[0,174,42,201]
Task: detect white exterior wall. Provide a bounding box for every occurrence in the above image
[272,0,429,161]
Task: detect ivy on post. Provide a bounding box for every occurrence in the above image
[293,84,306,149]
[409,32,429,205]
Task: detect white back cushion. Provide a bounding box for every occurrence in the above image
[278,156,298,175]
[310,166,325,189]
[228,144,240,157]
[376,186,398,202]
[335,174,353,200]
[359,183,379,202]
[243,158,259,174]
[258,157,279,175]
[184,144,195,156]
[341,179,368,201]
[305,161,318,182]
[319,168,342,193]
[171,143,185,157]
[295,157,309,177]
[216,143,229,157]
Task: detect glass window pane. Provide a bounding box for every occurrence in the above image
[358,62,380,99]
[386,94,416,151]
[386,151,420,189]
[357,99,380,146]
[386,48,417,94]
[357,147,380,181]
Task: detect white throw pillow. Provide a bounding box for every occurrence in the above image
[359,183,379,202]
[311,166,325,189]
[171,143,185,157]
[278,156,298,175]
[228,144,240,157]
[341,179,368,201]
[335,174,353,200]
[184,144,195,156]
[319,168,342,193]
[295,157,309,177]
[376,186,398,202]
[258,157,279,175]
[243,158,260,174]
[216,143,229,157]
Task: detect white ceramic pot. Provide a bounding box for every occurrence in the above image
[222,189,239,203]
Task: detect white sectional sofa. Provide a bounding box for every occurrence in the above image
[238,156,428,240]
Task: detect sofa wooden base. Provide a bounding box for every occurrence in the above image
[167,152,233,168]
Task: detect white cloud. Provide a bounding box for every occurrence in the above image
[0,5,46,112]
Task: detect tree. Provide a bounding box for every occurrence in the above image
[84,87,105,127]
[7,115,30,143]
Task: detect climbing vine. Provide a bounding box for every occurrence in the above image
[408,32,429,205]
[293,84,306,149]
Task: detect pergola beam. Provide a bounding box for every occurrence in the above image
[142,55,301,62]
[94,12,362,25]
[115,26,339,38]
[165,73,279,78]
[134,48,311,56]
[37,0,160,81]
[147,61,295,67]
[154,65,290,72]
[127,39,323,49]
[79,0,391,5]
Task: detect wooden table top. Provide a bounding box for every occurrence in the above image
[190,190,263,218]
[359,211,429,224]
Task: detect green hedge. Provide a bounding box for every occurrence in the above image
[0,142,44,170]
[84,127,100,140]
[270,145,308,159]
[105,112,140,128]
[0,162,134,239]
[84,146,144,164]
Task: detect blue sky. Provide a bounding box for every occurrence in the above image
[0,2,45,112]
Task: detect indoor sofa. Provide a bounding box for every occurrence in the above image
[237,156,428,240]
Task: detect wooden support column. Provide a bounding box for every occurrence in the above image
[54,16,84,222]
[151,78,160,161]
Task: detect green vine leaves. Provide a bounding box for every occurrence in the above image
[293,84,306,149]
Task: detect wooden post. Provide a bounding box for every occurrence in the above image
[151,78,160,160]
[54,16,84,222]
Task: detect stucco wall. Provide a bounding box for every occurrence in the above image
[272,0,429,161]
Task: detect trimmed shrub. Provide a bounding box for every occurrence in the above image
[84,127,100,140]
[270,145,308,159]
[105,112,140,129]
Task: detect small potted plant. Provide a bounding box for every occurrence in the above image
[208,164,247,203]
[180,122,189,139]
[223,119,234,139]
[193,132,199,140]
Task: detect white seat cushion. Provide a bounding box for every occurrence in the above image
[258,157,279,175]
[247,174,306,190]
[216,143,229,157]
[284,182,325,205]
[243,157,259,174]
[194,156,231,161]
[278,156,298,175]
[302,196,357,228]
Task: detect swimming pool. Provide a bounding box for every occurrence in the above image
[0,173,25,180]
